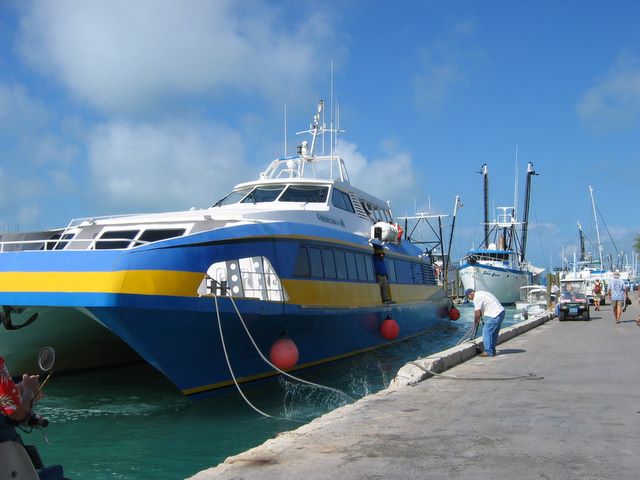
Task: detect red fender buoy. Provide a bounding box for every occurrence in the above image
[448,306,460,321]
[269,336,299,370]
[380,317,400,340]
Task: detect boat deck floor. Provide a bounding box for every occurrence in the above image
[190,298,640,480]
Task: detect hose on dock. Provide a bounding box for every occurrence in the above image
[408,361,543,381]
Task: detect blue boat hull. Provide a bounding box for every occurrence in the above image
[0,221,450,395]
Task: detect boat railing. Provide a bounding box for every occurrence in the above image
[260,153,350,183]
[0,236,156,252]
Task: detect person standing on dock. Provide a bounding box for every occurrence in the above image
[608,270,628,324]
[551,283,560,307]
[464,288,505,357]
[592,279,603,311]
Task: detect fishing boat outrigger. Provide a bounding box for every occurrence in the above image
[0,101,451,397]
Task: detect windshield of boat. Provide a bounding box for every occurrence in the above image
[213,187,253,207]
[278,185,328,203]
[241,185,286,204]
[213,184,329,207]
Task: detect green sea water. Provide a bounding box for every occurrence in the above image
[22,305,522,479]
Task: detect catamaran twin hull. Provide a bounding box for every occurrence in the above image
[0,221,449,396]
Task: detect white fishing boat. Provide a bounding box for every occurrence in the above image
[459,163,543,304]
[514,285,549,319]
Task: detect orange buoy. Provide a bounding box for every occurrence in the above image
[448,306,460,321]
[269,336,299,370]
[380,317,400,340]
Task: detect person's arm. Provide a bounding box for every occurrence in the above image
[474,309,482,326]
[7,374,40,422]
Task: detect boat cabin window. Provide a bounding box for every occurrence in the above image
[308,247,324,277]
[241,185,286,204]
[212,187,253,207]
[294,247,310,276]
[334,250,348,279]
[43,232,75,250]
[279,185,328,203]
[95,230,139,249]
[134,228,186,246]
[331,189,355,213]
[386,259,397,282]
[322,249,337,279]
[294,245,373,282]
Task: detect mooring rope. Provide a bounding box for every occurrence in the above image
[213,293,354,421]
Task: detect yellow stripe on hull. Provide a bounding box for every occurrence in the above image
[0,271,444,308]
[0,270,203,297]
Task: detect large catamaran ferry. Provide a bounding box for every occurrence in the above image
[0,102,451,397]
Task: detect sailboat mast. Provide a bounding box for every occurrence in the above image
[588,185,604,268]
[519,162,536,263]
[577,221,586,262]
[481,164,489,248]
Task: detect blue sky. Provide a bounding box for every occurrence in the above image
[0,0,638,271]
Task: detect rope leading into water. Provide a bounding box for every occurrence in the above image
[214,294,355,422]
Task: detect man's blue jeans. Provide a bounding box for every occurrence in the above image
[482,310,505,356]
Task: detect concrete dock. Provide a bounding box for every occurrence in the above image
[190,299,640,480]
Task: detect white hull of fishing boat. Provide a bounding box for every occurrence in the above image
[459,264,530,304]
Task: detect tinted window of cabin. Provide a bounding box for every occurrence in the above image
[364,255,374,281]
[411,262,423,284]
[279,185,328,203]
[294,247,310,276]
[395,260,412,283]
[44,233,73,250]
[308,247,324,277]
[345,251,358,280]
[322,249,337,278]
[95,230,139,250]
[212,187,252,206]
[355,254,368,281]
[386,259,397,282]
[241,185,285,204]
[136,228,186,245]
[334,250,348,279]
[331,189,355,213]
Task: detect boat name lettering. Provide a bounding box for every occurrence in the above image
[481,271,501,278]
[316,213,345,227]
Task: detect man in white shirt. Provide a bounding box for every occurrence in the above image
[465,288,506,357]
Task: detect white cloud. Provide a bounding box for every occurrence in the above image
[88,120,247,211]
[577,52,640,131]
[17,0,339,114]
[337,139,418,208]
[0,82,49,132]
[412,18,478,114]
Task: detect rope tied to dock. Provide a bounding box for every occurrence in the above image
[407,361,544,381]
[213,292,354,422]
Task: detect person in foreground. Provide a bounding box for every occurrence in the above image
[465,288,505,357]
[0,354,41,443]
